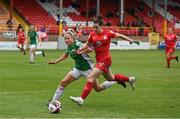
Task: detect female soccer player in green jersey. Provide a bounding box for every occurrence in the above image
[28,25,45,64]
[48,29,125,104]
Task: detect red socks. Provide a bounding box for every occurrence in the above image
[114,74,129,82]
[170,56,176,60]
[167,56,176,67]
[81,82,93,99]
[166,57,171,66]
[80,74,129,99]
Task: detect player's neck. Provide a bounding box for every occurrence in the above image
[97,29,103,34]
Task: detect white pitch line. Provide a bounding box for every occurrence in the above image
[0,89,85,94]
[0,90,49,94]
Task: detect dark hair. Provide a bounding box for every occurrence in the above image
[93,19,104,26]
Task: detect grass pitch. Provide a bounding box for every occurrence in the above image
[0,50,180,118]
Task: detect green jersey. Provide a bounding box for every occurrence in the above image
[28,31,38,45]
[66,40,93,71]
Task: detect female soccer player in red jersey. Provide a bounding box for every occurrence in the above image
[48,29,125,105]
[165,28,178,68]
[70,20,137,105]
[17,27,26,55]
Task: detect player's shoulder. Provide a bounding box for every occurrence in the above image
[88,31,96,40]
[89,31,96,36]
[75,40,83,47]
[104,29,114,34]
[173,34,177,37]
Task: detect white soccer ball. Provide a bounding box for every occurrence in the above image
[48,100,62,113]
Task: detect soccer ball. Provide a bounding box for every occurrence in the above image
[48,100,62,113]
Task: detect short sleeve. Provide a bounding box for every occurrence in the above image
[174,35,177,41]
[65,49,69,54]
[76,41,83,48]
[109,30,116,38]
[88,33,93,43]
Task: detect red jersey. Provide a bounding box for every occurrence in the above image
[18,31,25,43]
[165,34,177,48]
[88,30,115,67]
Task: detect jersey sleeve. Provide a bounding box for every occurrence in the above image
[76,41,84,48]
[65,49,69,54]
[88,33,93,43]
[174,35,177,41]
[109,30,116,38]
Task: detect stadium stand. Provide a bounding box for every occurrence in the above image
[13,0,58,34]
[1,0,179,36]
[0,2,19,32]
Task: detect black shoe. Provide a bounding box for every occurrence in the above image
[176,56,179,62]
[42,51,46,57]
[23,50,26,55]
[29,62,34,64]
[23,51,26,55]
[118,81,126,88]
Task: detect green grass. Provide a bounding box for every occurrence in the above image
[0,50,180,118]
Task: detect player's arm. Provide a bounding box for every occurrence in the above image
[36,32,42,46]
[114,32,134,43]
[174,35,179,48]
[24,31,27,44]
[48,53,69,64]
[76,41,89,54]
[78,46,94,54]
[26,32,29,45]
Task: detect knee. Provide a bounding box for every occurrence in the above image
[87,76,95,83]
[60,80,68,87]
[30,49,34,53]
[166,54,170,58]
[94,87,102,92]
[108,74,115,81]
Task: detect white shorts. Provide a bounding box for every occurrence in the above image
[70,68,92,79]
[30,44,37,49]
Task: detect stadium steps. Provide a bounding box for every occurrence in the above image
[0,0,29,31]
[36,0,94,27]
[0,1,19,32]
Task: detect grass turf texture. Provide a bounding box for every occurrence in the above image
[0,50,180,118]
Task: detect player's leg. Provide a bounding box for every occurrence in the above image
[16,42,21,52]
[29,45,36,63]
[70,68,103,105]
[166,48,176,68]
[81,69,117,92]
[169,48,178,62]
[51,72,76,102]
[21,43,26,55]
[35,50,46,57]
[81,68,103,98]
[102,68,126,88]
[93,79,117,92]
[103,68,135,90]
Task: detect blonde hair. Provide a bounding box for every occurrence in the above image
[64,29,76,39]
[29,25,35,31]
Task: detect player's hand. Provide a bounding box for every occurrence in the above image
[48,61,56,64]
[129,41,133,44]
[72,49,78,54]
[39,42,42,47]
[76,49,82,54]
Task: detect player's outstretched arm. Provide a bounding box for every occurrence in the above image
[114,32,134,43]
[114,32,140,45]
[48,53,68,64]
